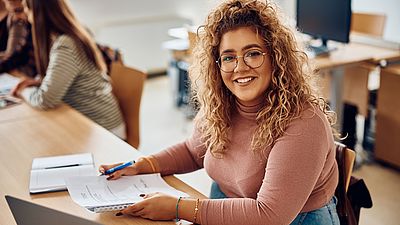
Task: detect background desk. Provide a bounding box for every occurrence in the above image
[0,104,206,225]
[312,43,400,129]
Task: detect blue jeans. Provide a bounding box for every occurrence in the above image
[289,197,340,225]
[210,181,340,225]
[210,181,228,199]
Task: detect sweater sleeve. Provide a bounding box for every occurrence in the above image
[152,125,206,175]
[199,112,333,225]
[20,36,79,109]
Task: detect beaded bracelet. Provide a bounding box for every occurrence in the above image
[175,196,183,222]
[193,198,200,224]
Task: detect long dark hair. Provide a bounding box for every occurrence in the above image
[26,0,105,76]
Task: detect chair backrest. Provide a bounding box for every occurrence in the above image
[335,142,356,192]
[335,142,358,225]
[187,31,197,56]
[351,12,386,37]
[110,63,147,149]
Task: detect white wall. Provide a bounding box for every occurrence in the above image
[95,17,190,72]
[275,0,296,20]
[68,0,216,72]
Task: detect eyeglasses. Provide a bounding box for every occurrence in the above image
[216,49,267,73]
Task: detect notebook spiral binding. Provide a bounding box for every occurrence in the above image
[89,203,132,213]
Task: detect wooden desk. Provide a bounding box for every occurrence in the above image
[0,104,206,225]
[375,64,400,167]
[313,43,400,70]
[0,104,71,123]
[312,43,400,128]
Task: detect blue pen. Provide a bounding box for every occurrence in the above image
[104,160,135,175]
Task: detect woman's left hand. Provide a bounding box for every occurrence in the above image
[11,78,41,97]
[120,192,178,221]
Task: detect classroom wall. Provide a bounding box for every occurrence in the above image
[68,0,399,72]
[69,0,216,72]
[94,17,190,72]
[67,0,291,72]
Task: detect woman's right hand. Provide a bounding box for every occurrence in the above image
[99,157,156,180]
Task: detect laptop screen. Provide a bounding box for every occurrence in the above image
[5,195,103,225]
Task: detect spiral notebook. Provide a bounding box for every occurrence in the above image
[66,173,188,213]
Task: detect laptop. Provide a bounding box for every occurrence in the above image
[5,195,103,225]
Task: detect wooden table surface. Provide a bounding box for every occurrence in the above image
[312,42,400,71]
[310,42,400,129]
[0,104,206,225]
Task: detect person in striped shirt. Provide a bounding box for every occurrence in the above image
[11,0,125,139]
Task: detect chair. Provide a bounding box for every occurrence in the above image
[351,12,386,37]
[335,142,356,224]
[110,62,147,149]
[335,142,356,192]
[187,30,197,56]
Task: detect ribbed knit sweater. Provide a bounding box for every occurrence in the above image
[153,103,338,225]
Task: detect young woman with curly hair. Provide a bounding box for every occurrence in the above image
[100,0,339,224]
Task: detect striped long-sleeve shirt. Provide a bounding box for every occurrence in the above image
[21,35,123,131]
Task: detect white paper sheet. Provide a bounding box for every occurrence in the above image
[66,174,188,212]
[29,165,97,193]
[31,153,93,170]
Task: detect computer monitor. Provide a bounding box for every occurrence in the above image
[296,0,352,55]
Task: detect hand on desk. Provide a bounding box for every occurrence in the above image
[11,77,41,97]
[100,158,197,222]
[120,192,178,221]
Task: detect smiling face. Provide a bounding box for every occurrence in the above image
[218,26,272,106]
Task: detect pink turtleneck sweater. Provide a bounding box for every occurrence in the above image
[152,103,338,225]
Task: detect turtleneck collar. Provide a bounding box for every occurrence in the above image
[235,99,264,120]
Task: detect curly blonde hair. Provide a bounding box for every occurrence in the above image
[189,0,335,157]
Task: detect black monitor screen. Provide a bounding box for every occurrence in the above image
[296,0,352,44]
